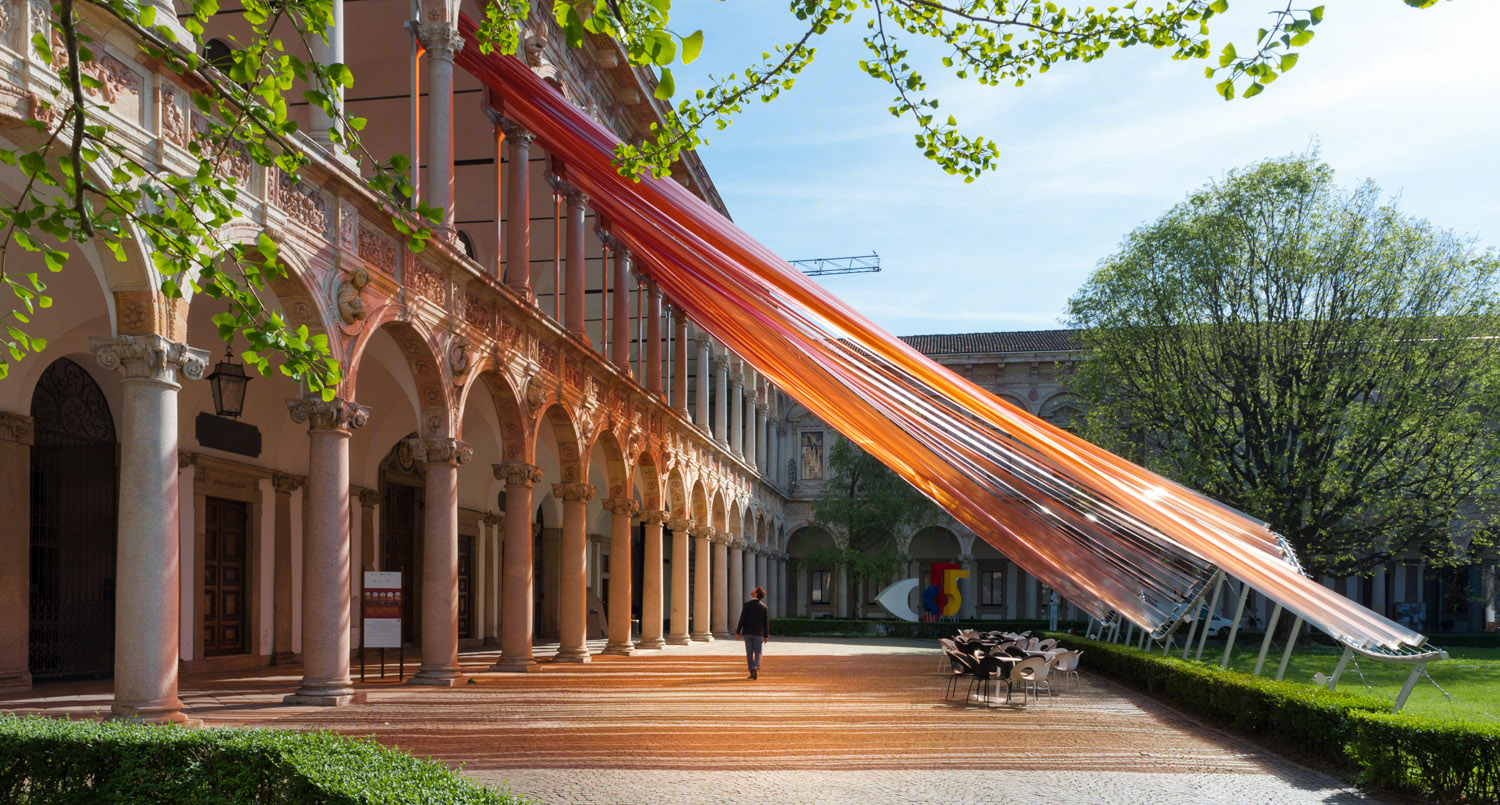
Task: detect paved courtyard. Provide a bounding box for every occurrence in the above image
[3,637,1389,804]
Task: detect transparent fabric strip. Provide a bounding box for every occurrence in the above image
[457,27,1426,652]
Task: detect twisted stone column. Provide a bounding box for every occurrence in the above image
[555,482,596,662]
[490,462,544,672]
[282,394,369,706]
[691,526,714,642]
[603,497,639,655]
[92,335,208,721]
[409,436,472,686]
[667,517,693,645]
[638,511,668,650]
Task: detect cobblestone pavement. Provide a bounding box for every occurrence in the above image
[2,637,1387,804]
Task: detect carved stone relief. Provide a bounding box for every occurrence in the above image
[270,170,330,236]
[358,225,397,274]
[336,267,369,327]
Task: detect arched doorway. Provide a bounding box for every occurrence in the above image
[29,357,118,681]
[379,435,424,644]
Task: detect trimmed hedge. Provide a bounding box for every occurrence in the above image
[1062,634,1500,803]
[772,618,1085,639]
[0,714,531,804]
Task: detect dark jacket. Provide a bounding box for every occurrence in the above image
[736,598,770,638]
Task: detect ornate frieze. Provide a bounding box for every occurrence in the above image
[409,260,446,302]
[159,87,188,147]
[641,510,670,527]
[463,291,493,332]
[90,334,209,384]
[602,497,640,517]
[537,343,558,375]
[270,170,330,236]
[286,396,370,432]
[359,225,398,274]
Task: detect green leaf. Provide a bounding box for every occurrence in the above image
[654,67,675,100]
[680,30,703,65]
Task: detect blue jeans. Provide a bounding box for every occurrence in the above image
[744,636,764,672]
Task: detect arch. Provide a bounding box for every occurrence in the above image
[633,451,663,511]
[727,500,742,539]
[690,479,709,526]
[1039,391,1085,430]
[710,490,728,533]
[665,467,689,519]
[588,427,630,499]
[995,393,1030,414]
[472,368,531,463]
[209,223,340,363]
[349,319,454,436]
[536,402,585,483]
[908,525,961,560]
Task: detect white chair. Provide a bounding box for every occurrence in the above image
[1035,637,1057,652]
[1012,656,1054,706]
[1052,650,1083,693]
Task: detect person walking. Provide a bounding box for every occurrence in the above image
[735,586,770,679]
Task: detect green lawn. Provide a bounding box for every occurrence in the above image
[1203,641,1500,726]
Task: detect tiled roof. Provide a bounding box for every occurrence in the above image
[900,329,1081,356]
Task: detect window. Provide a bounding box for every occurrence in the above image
[810,570,832,604]
[800,431,824,480]
[980,570,1004,607]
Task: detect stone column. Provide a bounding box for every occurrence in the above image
[745,545,758,602]
[695,335,712,430]
[409,436,471,686]
[308,0,345,150]
[639,511,668,650]
[754,403,768,473]
[603,497,639,655]
[957,553,977,619]
[416,24,463,238]
[728,540,744,636]
[562,187,589,341]
[482,513,501,645]
[835,565,850,618]
[667,517,693,645]
[555,482,595,662]
[270,472,302,664]
[711,531,730,638]
[715,353,729,445]
[283,395,368,706]
[779,556,789,618]
[610,244,632,372]
[729,368,743,458]
[92,335,208,722]
[671,308,689,413]
[691,526,714,642]
[745,396,758,471]
[0,413,34,692]
[501,120,534,296]
[644,281,663,394]
[490,463,543,672]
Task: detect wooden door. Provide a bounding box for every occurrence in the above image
[203,496,249,656]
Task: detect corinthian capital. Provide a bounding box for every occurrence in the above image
[494,462,545,487]
[602,497,640,517]
[416,23,464,60]
[552,482,596,503]
[497,116,534,144]
[641,510,670,526]
[287,396,370,431]
[408,436,472,465]
[91,334,210,385]
[666,516,694,533]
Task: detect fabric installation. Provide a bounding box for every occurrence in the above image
[455,21,1428,655]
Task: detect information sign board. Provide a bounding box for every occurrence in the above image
[362,571,402,649]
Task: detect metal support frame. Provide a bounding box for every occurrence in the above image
[1221,581,1251,669]
[1394,663,1427,713]
[1274,614,1303,681]
[1327,647,1354,691]
[1181,606,1201,659]
[1195,574,1225,662]
[1253,603,1283,677]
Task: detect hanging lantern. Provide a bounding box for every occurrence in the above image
[207,347,251,419]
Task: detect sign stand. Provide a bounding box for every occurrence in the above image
[360,570,403,681]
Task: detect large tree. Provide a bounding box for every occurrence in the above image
[1066,154,1500,577]
[2,0,1451,383]
[808,437,940,589]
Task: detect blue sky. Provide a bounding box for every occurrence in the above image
[669,2,1500,337]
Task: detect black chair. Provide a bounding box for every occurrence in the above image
[943,650,972,700]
